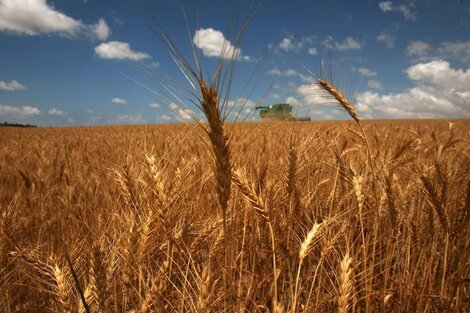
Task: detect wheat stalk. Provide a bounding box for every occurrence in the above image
[338,253,353,313]
[292,222,323,312]
[232,168,278,308]
[89,245,108,313]
[317,79,359,122]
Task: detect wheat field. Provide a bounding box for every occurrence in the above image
[1,118,469,312]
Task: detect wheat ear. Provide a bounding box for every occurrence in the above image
[318,79,359,122]
[232,168,278,309]
[292,222,323,312]
[338,253,353,313]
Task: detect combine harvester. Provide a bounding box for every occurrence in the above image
[255,103,311,121]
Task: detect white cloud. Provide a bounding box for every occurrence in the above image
[86,109,104,116]
[407,41,431,57]
[397,4,416,21]
[379,1,393,12]
[405,40,470,64]
[91,18,110,41]
[169,102,194,121]
[357,67,377,77]
[149,102,160,108]
[0,0,81,36]
[159,114,172,122]
[116,114,144,124]
[438,41,470,63]
[270,35,317,54]
[48,108,66,115]
[379,1,416,20]
[283,69,312,83]
[95,41,150,61]
[0,0,108,40]
[111,97,127,104]
[355,60,470,118]
[336,37,361,50]
[285,69,299,77]
[367,80,383,90]
[279,37,294,51]
[284,60,470,119]
[377,32,395,48]
[225,98,259,121]
[286,96,299,106]
[267,68,282,76]
[322,36,361,51]
[321,36,335,49]
[149,62,160,68]
[0,104,41,116]
[193,28,245,60]
[308,47,318,55]
[406,59,470,91]
[0,80,26,91]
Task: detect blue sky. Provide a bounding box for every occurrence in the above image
[0,0,469,125]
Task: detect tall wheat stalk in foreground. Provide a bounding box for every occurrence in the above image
[150,14,252,301]
[317,78,381,311]
[317,79,378,211]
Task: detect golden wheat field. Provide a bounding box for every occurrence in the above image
[0,119,469,313]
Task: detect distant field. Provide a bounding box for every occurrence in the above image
[1,120,469,312]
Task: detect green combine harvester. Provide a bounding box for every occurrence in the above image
[255,103,311,121]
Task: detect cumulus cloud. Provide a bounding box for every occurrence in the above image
[285,69,299,77]
[322,36,361,51]
[279,37,294,51]
[356,67,377,77]
[95,41,150,61]
[0,104,41,116]
[286,60,470,119]
[367,80,383,90]
[407,41,431,56]
[0,0,81,36]
[159,114,172,122]
[282,69,312,83]
[0,0,108,40]
[285,87,342,120]
[269,35,317,55]
[267,68,282,76]
[377,31,395,48]
[116,114,144,124]
[308,47,318,55]
[379,1,416,20]
[169,102,194,121]
[91,18,110,41]
[111,97,127,104]
[149,102,160,108]
[225,98,259,121]
[379,1,393,12]
[0,80,26,91]
[193,28,248,60]
[396,4,416,21]
[406,60,470,91]
[406,40,470,64]
[336,37,361,50]
[355,60,470,118]
[48,108,66,115]
[438,41,470,63]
